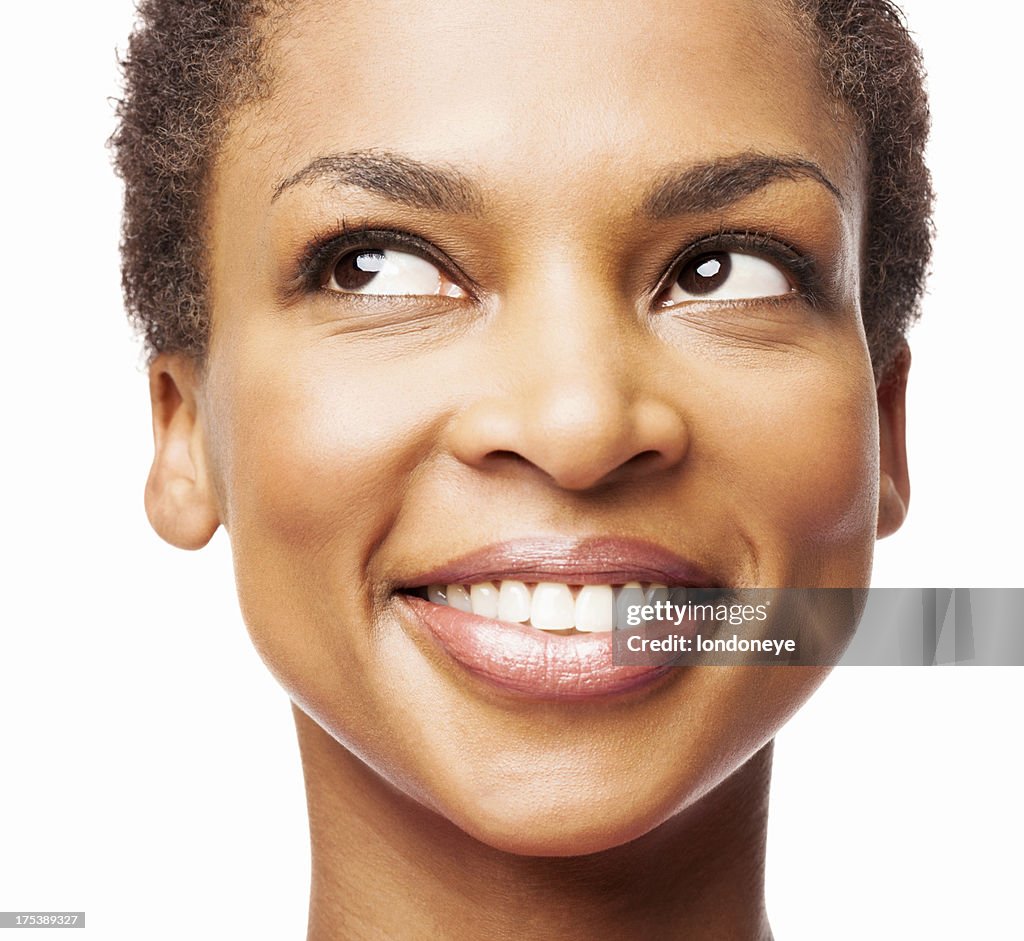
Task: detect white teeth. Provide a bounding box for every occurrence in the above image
[497,580,531,623]
[575,584,614,633]
[446,584,472,613]
[424,579,663,634]
[645,584,669,606]
[470,581,499,619]
[614,582,646,629]
[530,582,576,631]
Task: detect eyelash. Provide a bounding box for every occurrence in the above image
[661,230,823,305]
[293,223,823,306]
[293,222,475,298]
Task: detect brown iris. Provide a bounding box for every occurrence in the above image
[330,250,386,291]
[676,251,731,295]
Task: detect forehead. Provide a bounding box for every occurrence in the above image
[233,0,859,204]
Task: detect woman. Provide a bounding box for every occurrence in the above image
[113,0,929,937]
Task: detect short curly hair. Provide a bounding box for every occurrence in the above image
[112,0,932,374]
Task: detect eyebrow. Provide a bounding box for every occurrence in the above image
[272,148,844,217]
[640,152,845,218]
[272,149,484,213]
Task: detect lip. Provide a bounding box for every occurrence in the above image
[399,594,680,700]
[394,536,718,589]
[392,536,710,700]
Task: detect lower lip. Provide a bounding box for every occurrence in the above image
[399,595,678,700]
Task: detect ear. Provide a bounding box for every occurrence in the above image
[876,343,911,539]
[144,354,221,549]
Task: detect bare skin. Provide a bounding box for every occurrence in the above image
[297,710,775,940]
[143,0,910,937]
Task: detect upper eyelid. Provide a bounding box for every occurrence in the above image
[656,231,820,300]
[666,232,806,277]
[294,225,821,303]
[297,227,477,297]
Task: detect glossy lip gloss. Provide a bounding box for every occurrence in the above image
[394,537,717,700]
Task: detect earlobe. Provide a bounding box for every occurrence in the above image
[144,354,221,549]
[876,344,911,539]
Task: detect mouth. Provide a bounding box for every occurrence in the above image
[403,581,721,633]
[393,537,721,699]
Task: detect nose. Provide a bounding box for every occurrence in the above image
[446,283,689,492]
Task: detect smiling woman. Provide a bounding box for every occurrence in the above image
[112,0,930,938]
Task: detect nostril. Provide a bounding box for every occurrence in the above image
[481,447,673,488]
[447,393,689,491]
[485,450,532,467]
[626,450,663,469]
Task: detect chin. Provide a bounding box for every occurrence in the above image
[425,763,698,858]
[450,795,667,858]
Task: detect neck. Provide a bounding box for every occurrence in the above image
[295,706,774,941]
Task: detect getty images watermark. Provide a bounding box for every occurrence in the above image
[622,595,795,657]
[610,589,1024,666]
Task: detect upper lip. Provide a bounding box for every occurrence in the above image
[395,536,719,588]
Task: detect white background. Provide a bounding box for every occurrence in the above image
[1,2,1020,938]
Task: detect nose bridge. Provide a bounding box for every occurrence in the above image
[504,260,635,416]
[447,255,689,491]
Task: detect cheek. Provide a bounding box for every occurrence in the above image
[705,356,879,582]
[200,343,439,695]
[767,391,877,539]
[212,347,438,553]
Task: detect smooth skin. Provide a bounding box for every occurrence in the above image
[144,0,910,937]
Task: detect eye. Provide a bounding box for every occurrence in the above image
[326,247,467,298]
[659,251,792,307]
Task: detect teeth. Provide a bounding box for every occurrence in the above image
[669,587,691,607]
[446,584,472,613]
[423,579,697,634]
[575,585,614,632]
[530,583,576,631]
[614,582,646,629]
[470,581,499,619]
[497,580,531,623]
[645,583,669,606]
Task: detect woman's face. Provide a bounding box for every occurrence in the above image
[155,0,906,854]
